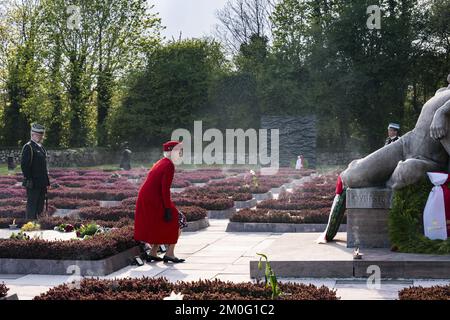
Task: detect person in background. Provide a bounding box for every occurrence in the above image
[385,123,401,146]
[21,123,50,220]
[295,155,303,170]
[119,142,132,170]
[134,140,187,263]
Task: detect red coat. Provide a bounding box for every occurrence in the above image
[134,157,179,244]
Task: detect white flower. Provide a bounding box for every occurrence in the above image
[163,291,184,300]
[250,170,256,175]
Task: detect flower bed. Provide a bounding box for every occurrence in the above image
[78,206,135,221]
[179,206,207,222]
[0,218,28,228]
[48,188,135,201]
[0,226,137,260]
[174,196,234,211]
[38,216,133,230]
[398,285,450,300]
[0,205,56,218]
[76,204,207,223]
[182,187,253,202]
[257,199,332,211]
[278,189,334,202]
[0,188,25,199]
[0,198,26,206]
[230,208,337,224]
[121,197,137,207]
[51,198,99,209]
[55,175,109,183]
[34,277,338,300]
[171,178,191,188]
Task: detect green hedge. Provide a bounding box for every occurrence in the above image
[389,179,450,254]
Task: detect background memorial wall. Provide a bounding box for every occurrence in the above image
[260,115,317,168]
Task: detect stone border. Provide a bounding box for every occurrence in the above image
[183,218,210,232]
[0,246,140,276]
[270,186,286,194]
[99,200,122,208]
[226,222,347,233]
[207,207,236,219]
[250,257,450,279]
[53,209,80,218]
[192,182,207,187]
[171,187,185,193]
[253,192,272,201]
[234,198,257,209]
[282,182,295,189]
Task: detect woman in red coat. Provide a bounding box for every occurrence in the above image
[134,141,186,263]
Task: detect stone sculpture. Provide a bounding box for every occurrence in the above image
[341,82,450,190]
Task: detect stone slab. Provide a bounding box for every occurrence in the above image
[249,233,450,279]
[346,208,390,248]
[226,222,347,233]
[270,186,286,194]
[346,188,392,209]
[234,198,257,209]
[99,201,122,208]
[53,209,79,218]
[207,207,236,219]
[183,218,210,232]
[252,192,272,201]
[0,246,140,276]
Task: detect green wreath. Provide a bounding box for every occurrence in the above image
[389,179,450,254]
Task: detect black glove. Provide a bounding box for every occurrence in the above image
[163,208,173,222]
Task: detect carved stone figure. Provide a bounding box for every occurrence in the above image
[341,88,450,190]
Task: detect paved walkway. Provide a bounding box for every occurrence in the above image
[1,219,449,300]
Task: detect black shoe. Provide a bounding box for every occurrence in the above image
[145,254,163,262]
[163,255,185,263]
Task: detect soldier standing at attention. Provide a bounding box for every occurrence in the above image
[385,123,401,146]
[21,123,50,220]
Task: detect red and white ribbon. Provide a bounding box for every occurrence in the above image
[423,172,450,240]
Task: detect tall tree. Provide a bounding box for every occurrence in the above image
[215,0,276,54]
[110,39,227,148]
[2,0,44,146]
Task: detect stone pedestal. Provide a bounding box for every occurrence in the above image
[346,188,392,248]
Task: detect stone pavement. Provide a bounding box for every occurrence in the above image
[1,219,449,300]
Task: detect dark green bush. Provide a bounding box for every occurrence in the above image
[389,179,450,254]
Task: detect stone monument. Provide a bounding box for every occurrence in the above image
[341,79,450,248]
[346,188,392,248]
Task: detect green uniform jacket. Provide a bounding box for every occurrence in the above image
[21,140,50,188]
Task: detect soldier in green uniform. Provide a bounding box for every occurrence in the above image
[21,123,50,220]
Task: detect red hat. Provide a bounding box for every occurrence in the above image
[163,141,181,151]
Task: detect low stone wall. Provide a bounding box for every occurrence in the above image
[227,222,347,233]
